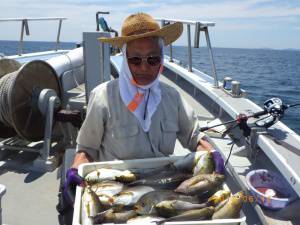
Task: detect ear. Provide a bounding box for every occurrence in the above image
[159,64,164,74]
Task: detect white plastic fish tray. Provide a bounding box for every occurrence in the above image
[73,156,246,225]
[0,184,6,225]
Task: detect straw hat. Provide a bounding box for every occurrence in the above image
[98,13,183,48]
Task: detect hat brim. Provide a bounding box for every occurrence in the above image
[98,22,183,48]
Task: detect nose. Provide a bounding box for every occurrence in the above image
[139,60,150,72]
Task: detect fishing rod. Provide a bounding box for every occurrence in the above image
[198,98,300,136]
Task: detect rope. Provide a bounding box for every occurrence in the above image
[0,72,17,127]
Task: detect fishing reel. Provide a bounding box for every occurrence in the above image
[254,98,286,128]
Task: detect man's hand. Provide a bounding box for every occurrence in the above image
[71,151,93,169]
[63,151,93,207]
[63,168,83,207]
[211,150,225,174]
[196,137,214,151]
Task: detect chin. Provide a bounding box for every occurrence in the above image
[136,79,154,86]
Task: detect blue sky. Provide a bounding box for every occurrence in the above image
[1,0,300,49]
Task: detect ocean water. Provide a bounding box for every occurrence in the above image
[1,41,299,134]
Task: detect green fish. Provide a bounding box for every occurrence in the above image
[81,186,104,225]
[129,170,191,190]
[127,215,165,223]
[175,174,225,195]
[84,168,136,184]
[134,190,198,215]
[155,200,207,217]
[103,209,137,223]
[113,185,155,206]
[207,190,231,206]
[156,206,215,225]
[193,151,215,175]
[212,191,244,219]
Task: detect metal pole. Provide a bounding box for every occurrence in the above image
[55,19,62,51]
[169,43,174,62]
[204,27,218,87]
[18,20,25,55]
[194,22,200,48]
[96,13,99,31]
[187,24,192,72]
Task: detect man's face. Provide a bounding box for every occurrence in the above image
[126,37,162,86]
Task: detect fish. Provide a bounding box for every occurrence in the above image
[113,185,155,206]
[156,206,215,225]
[91,180,124,196]
[193,151,215,175]
[81,186,104,225]
[127,215,165,223]
[84,168,136,184]
[129,151,207,177]
[212,191,244,219]
[129,170,191,189]
[134,190,199,215]
[207,190,231,206]
[171,152,205,172]
[175,174,225,195]
[90,180,124,207]
[155,200,207,217]
[103,209,137,223]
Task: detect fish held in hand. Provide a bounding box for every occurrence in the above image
[175,174,225,195]
[212,191,244,219]
[193,151,215,175]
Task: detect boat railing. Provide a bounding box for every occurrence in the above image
[0,17,67,56]
[155,18,219,87]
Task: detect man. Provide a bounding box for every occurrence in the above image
[63,12,221,207]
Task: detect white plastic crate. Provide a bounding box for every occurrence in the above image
[73,156,246,225]
[0,184,6,225]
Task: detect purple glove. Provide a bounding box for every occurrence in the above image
[211,150,225,174]
[63,168,83,207]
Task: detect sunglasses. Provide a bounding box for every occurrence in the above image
[127,55,161,66]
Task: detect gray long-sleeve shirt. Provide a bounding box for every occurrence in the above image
[76,79,204,161]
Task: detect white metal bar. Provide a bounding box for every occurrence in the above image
[55,19,63,51]
[0,17,67,22]
[187,24,192,72]
[1,17,68,55]
[19,20,25,55]
[155,18,215,27]
[204,27,219,87]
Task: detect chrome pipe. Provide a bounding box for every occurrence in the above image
[55,19,63,51]
[204,27,218,87]
[187,24,192,72]
[18,20,25,55]
[194,22,200,48]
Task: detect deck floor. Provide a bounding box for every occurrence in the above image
[0,151,61,225]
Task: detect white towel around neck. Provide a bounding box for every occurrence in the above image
[119,42,164,132]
